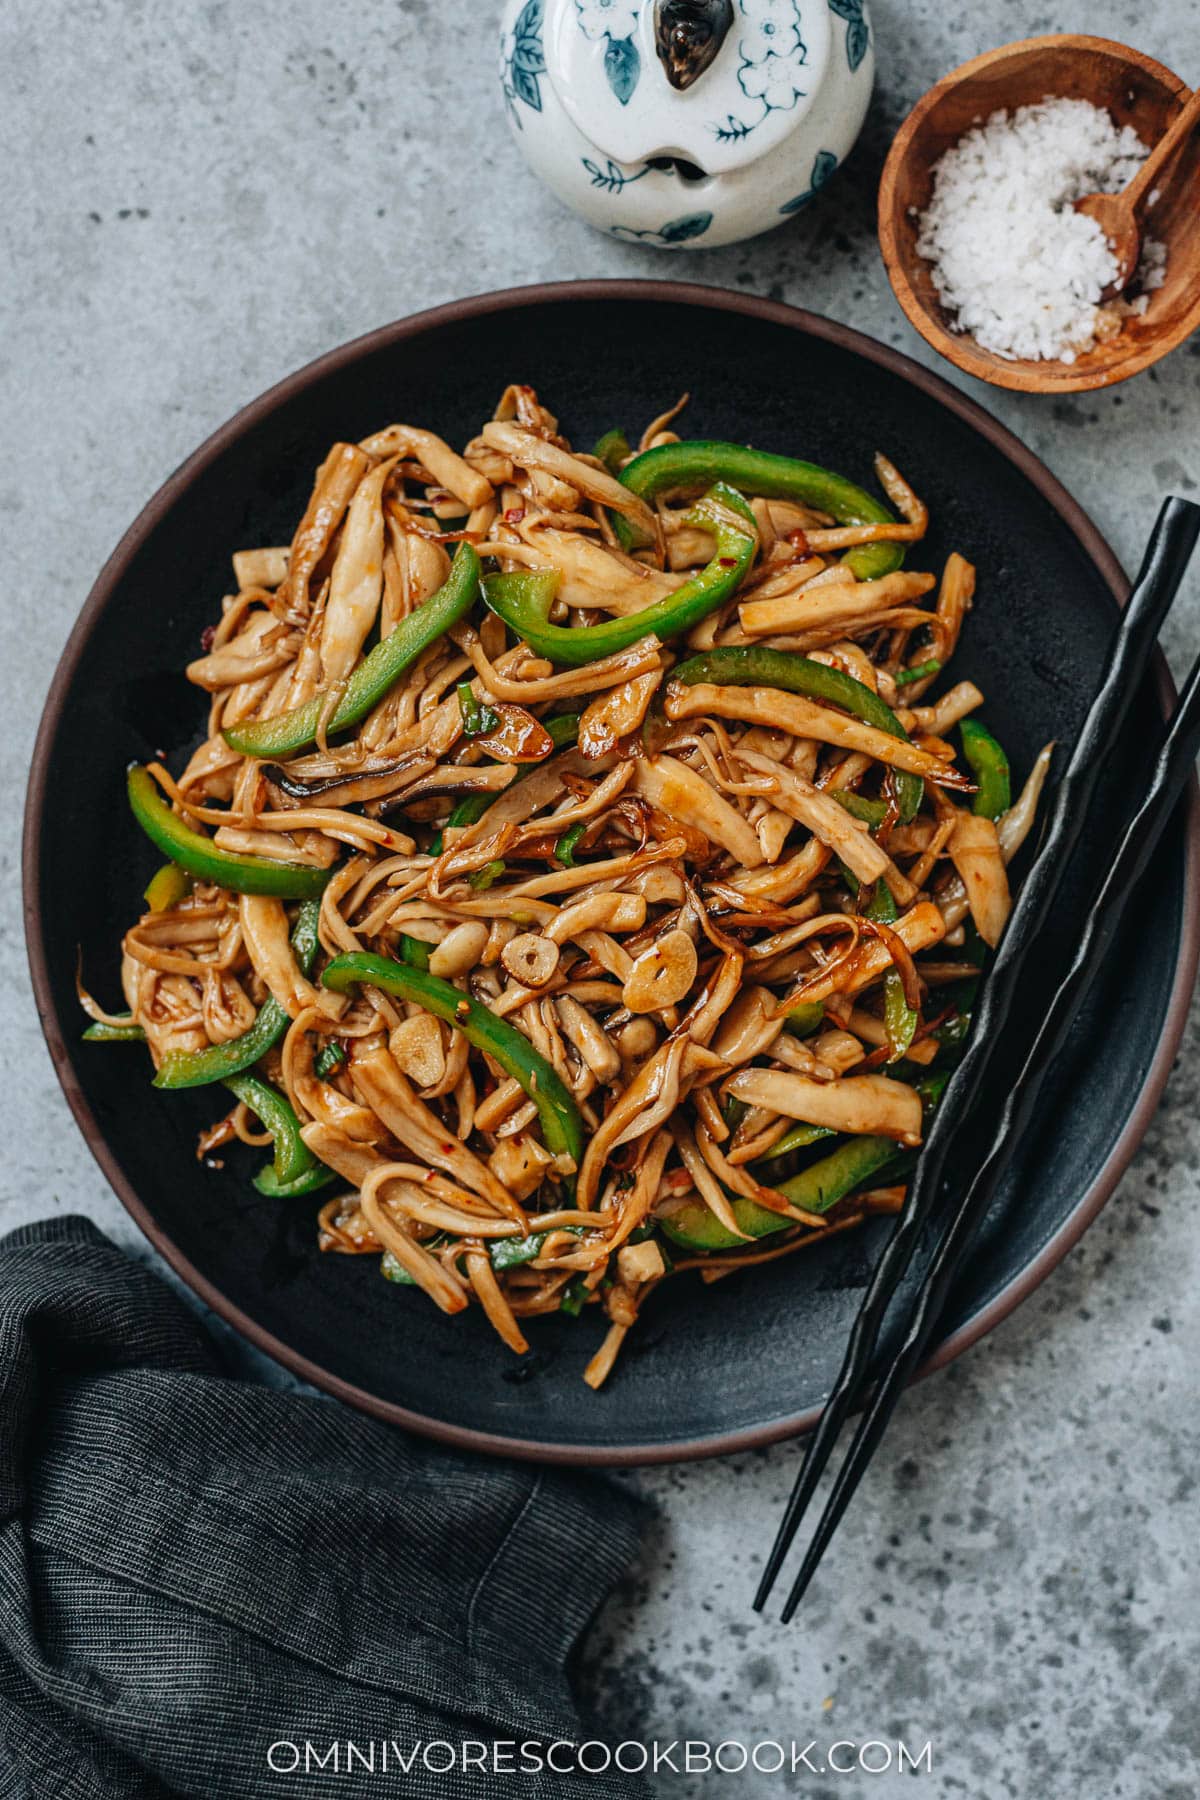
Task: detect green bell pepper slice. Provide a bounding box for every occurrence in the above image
[614,439,904,580]
[867,880,918,1063]
[223,1071,319,1185]
[961,718,1011,819]
[320,948,584,1177]
[670,644,924,822]
[128,766,329,900]
[400,935,431,972]
[783,1001,825,1038]
[760,1120,835,1161]
[154,899,322,1089]
[254,1161,337,1198]
[660,1073,947,1252]
[660,1135,908,1252]
[482,484,757,667]
[223,542,481,759]
[82,1018,147,1043]
[834,792,889,829]
[144,862,192,913]
[593,428,632,475]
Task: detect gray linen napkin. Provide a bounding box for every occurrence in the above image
[0,1216,648,1798]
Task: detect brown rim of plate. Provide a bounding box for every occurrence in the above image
[22,278,1200,1467]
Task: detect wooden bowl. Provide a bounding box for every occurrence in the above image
[878,36,1200,393]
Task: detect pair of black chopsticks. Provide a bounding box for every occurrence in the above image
[756,496,1200,1622]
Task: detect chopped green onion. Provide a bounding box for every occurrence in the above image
[314,1042,346,1078]
[555,820,588,867]
[896,658,941,686]
[559,1276,589,1318]
[491,1232,548,1272]
[457,681,499,737]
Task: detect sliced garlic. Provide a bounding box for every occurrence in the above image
[500,932,560,989]
[389,1013,447,1090]
[621,929,698,1014]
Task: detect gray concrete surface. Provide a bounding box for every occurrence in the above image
[4,2,1199,1794]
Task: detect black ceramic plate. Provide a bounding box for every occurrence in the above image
[24,282,1200,1464]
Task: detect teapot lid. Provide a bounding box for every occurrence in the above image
[546,0,833,177]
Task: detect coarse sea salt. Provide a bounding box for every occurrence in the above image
[914,97,1168,363]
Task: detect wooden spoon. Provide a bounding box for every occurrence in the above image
[1075,86,1200,299]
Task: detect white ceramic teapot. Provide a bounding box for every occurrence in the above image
[498,0,874,248]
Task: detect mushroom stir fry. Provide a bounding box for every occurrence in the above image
[83,388,1050,1388]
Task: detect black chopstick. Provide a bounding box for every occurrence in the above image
[754,495,1200,1616]
[778,643,1200,1618]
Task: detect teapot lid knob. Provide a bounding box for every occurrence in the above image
[654,1,734,91]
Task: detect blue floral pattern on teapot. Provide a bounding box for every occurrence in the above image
[499,0,873,247]
[575,0,643,105]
